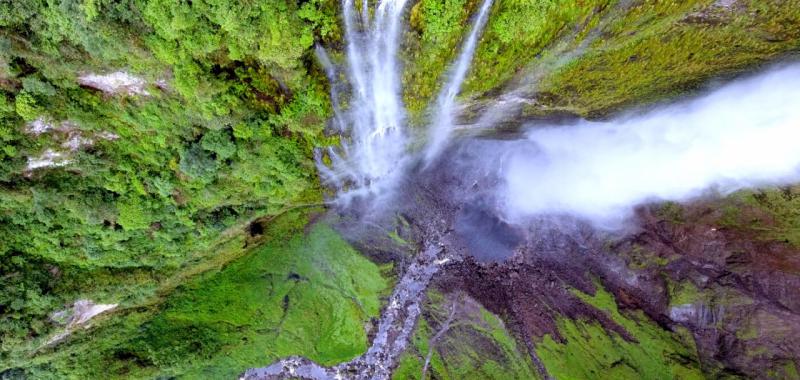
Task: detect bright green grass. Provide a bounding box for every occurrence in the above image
[465,0,608,96]
[17,220,389,379]
[536,285,705,380]
[741,187,800,248]
[393,290,538,380]
[668,280,705,307]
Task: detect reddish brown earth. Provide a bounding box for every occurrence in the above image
[428,197,800,379]
[393,141,800,379]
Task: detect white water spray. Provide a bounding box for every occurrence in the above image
[318,0,410,204]
[501,64,800,227]
[423,0,494,164]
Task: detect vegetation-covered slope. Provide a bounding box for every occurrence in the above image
[6,210,391,378]
[1,0,337,360]
[405,0,800,120]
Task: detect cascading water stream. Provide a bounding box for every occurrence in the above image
[317,0,410,205]
[243,2,499,379]
[423,0,494,164]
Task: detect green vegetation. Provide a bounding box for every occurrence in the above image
[403,0,477,116]
[668,280,704,307]
[402,0,608,119]
[683,186,800,248]
[531,0,800,117]
[9,215,389,378]
[770,361,800,380]
[537,285,705,380]
[1,0,338,363]
[393,290,538,380]
[742,187,800,247]
[466,0,608,95]
[3,0,800,377]
[401,1,800,123]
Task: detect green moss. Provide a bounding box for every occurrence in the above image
[389,230,409,246]
[718,203,744,228]
[402,0,800,122]
[705,187,800,249]
[393,290,538,380]
[747,188,800,248]
[465,0,608,96]
[17,218,389,378]
[668,280,704,306]
[736,323,759,341]
[536,285,705,380]
[535,0,800,117]
[402,0,477,118]
[782,361,800,380]
[625,244,671,270]
[658,202,686,225]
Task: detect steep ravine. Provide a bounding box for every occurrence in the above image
[245,136,800,379]
[399,141,800,379]
[240,1,800,379]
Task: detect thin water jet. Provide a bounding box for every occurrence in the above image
[423,0,494,164]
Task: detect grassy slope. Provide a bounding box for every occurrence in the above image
[1,0,337,357]
[402,0,477,118]
[537,285,705,380]
[532,0,800,117]
[3,0,800,377]
[401,0,611,123]
[393,290,538,380]
[12,212,390,379]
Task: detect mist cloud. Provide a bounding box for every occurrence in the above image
[501,64,800,227]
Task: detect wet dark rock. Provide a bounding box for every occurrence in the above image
[244,135,800,379]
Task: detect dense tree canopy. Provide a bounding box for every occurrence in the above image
[0,0,339,355]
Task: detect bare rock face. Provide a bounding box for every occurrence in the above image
[46,300,117,346]
[243,137,800,379]
[77,71,149,96]
[24,117,78,136]
[714,0,737,8]
[50,300,118,328]
[395,141,800,379]
[26,149,71,170]
[22,117,118,171]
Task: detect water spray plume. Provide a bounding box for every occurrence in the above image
[501,64,800,227]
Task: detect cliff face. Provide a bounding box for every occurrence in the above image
[2,0,800,378]
[425,194,800,379]
[378,141,800,380]
[396,2,800,376]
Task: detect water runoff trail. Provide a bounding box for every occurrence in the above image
[241,0,493,379]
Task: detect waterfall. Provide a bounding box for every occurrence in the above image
[423,0,494,164]
[317,0,411,205]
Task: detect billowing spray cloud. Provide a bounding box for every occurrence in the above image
[501,64,800,227]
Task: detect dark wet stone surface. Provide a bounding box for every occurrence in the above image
[454,204,522,262]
